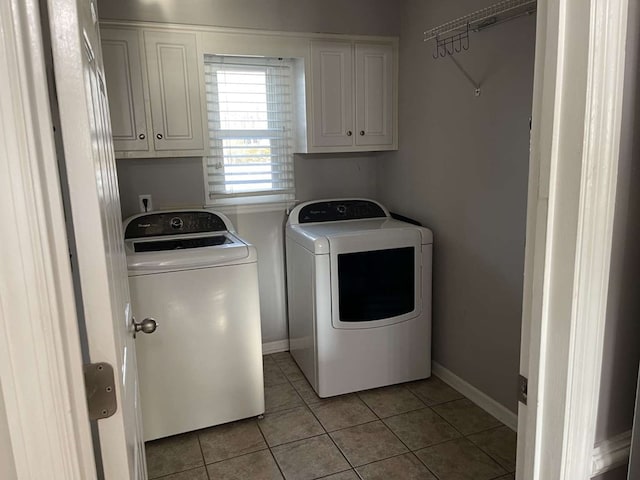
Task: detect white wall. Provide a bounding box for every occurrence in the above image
[377,0,535,412]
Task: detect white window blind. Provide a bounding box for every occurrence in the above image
[203,55,295,205]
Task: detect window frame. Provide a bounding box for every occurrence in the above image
[203,55,296,207]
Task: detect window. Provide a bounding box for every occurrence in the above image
[203,55,295,205]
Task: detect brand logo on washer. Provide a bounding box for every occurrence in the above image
[170,217,184,230]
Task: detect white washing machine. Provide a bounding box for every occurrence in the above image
[124,209,264,441]
[286,199,433,398]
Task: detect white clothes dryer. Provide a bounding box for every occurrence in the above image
[285,199,433,398]
[124,210,264,441]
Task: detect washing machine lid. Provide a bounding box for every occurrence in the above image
[286,199,433,254]
[123,210,255,272]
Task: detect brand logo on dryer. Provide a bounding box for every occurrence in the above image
[170,217,184,230]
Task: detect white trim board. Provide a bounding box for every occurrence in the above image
[591,430,632,478]
[262,339,290,355]
[432,362,518,432]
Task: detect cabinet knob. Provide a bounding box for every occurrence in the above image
[138,133,146,140]
[359,131,365,136]
[346,130,352,136]
[156,133,163,140]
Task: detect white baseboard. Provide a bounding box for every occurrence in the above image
[262,339,290,355]
[591,430,632,477]
[432,362,518,432]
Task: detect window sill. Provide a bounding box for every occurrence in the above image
[204,200,296,215]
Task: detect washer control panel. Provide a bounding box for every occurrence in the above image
[298,200,386,224]
[125,211,227,239]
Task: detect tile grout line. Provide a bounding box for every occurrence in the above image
[304,373,443,477]
[350,381,510,479]
[257,422,288,480]
[465,427,514,475]
[152,465,211,480]
[194,433,210,480]
[365,412,443,480]
[302,395,355,475]
[267,354,355,479]
[201,445,270,467]
[428,404,468,438]
[414,406,510,475]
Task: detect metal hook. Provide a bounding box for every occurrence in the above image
[439,40,447,58]
[463,23,470,50]
[454,33,462,53]
[446,37,454,56]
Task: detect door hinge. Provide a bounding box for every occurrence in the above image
[518,374,528,405]
[84,362,117,420]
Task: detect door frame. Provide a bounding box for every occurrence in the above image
[516,0,630,479]
[0,0,97,478]
[0,0,630,479]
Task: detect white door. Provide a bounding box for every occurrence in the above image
[46,0,147,478]
[144,30,206,152]
[311,41,354,147]
[101,27,150,153]
[354,43,393,147]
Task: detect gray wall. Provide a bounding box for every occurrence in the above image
[592,465,629,480]
[0,381,17,480]
[116,157,205,218]
[116,155,380,219]
[596,0,640,445]
[377,0,535,412]
[98,0,400,36]
[294,153,380,203]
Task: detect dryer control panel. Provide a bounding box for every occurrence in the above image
[125,211,228,238]
[298,200,387,224]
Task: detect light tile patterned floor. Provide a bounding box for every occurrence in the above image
[145,352,516,480]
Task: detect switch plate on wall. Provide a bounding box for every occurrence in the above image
[138,194,153,213]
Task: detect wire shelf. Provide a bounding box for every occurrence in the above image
[424,0,537,52]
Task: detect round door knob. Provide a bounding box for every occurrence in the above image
[156,133,163,140]
[346,130,352,136]
[134,317,158,337]
[138,133,146,140]
[359,131,365,136]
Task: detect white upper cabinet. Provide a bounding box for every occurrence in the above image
[100,23,396,157]
[306,40,397,153]
[101,27,208,158]
[101,28,149,152]
[144,31,206,153]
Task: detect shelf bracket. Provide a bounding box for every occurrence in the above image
[449,56,481,97]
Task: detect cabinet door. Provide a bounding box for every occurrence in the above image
[355,44,394,147]
[101,28,149,152]
[144,31,205,153]
[310,41,354,148]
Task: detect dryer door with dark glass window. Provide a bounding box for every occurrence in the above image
[329,229,423,329]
